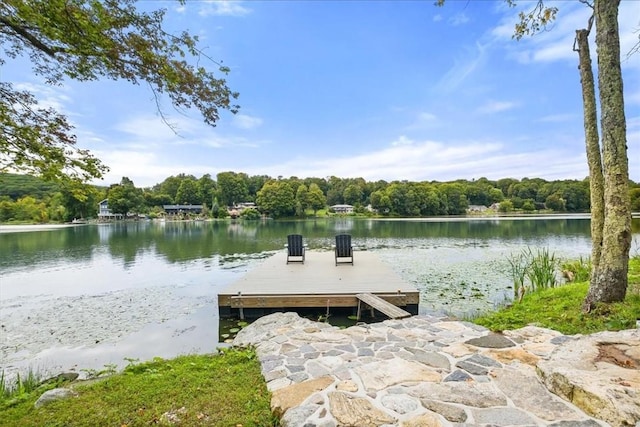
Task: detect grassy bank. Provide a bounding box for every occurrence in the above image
[474,257,640,334]
[0,348,277,427]
[2,259,639,426]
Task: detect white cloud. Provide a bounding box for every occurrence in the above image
[85,112,269,186]
[531,33,578,63]
[114,115,187,144]
[391,135,414,147]
[232,114,263,129]
[112,114,262,149]
[13,82,71,112]
[404,112,439,131]
[537,113,577,123]
[476,100,518,115]
[90,150,215,188]
[437,42,488,92]
[417,112,437,122]
[433,14,443,23]
[449,13,470,26]
[198,0,251,17]
[243,137,588,183]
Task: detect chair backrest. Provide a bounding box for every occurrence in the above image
[287,234,304,256]
[335,234,352,257]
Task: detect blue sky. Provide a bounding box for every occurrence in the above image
[4,0,640,188]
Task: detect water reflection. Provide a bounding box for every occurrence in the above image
[3,217,639,273]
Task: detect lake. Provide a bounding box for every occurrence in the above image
[1,215,639,378]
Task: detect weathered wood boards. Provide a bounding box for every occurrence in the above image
[218,250,420,319]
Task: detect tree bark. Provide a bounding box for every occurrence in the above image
[584,0,631,308]
[575,27,604,275]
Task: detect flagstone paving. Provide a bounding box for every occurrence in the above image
[233,312,640,427]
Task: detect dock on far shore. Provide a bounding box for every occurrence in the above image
[217,250,420,320]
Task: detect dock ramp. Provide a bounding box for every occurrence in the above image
[356,293,412,320]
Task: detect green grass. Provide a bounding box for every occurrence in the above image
[0,348,278,427]
[1,368,44,404]
[474,257,640,335]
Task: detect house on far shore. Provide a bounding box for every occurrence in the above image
[97,199,123,221]
[331,204,354,214]
[467,205,488,213]
[163,204,203,216]
[228,202,257,218]
[235,202,256,210]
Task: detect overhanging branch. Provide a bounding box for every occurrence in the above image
[0,16,61,57]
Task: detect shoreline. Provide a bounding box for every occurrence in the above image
[0,224,82,234]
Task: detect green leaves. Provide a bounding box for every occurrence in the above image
[0,83,109,185]
[256,180,296,218]
[513,2,559,41]
[1,0,239,184]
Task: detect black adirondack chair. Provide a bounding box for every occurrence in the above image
[285,234,306,264]
[334,234,354,266]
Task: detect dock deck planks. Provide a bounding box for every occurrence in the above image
[218,250,420,318]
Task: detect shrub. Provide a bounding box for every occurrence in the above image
[561,256,591,283]
[240,208,261,220]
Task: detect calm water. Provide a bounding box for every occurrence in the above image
[1,216,639,376]
[3,216,640,303]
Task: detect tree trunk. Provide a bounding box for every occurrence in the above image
[575,27,604,274]
[584,0,631,308]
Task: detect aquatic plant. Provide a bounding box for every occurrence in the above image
[507,250,529,302]
[508,247,560,301]
[526,247,558,291]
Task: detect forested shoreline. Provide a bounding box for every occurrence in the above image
[1,172,639,223]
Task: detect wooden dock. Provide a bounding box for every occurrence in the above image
[218,250,420,319]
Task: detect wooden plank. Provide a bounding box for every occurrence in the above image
[219,293,419,309]
[230,294,358,308]
[356,293,412,319]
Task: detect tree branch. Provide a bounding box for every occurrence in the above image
[0,16,61,57]
[626,28,640,59]
[573,14,594,52]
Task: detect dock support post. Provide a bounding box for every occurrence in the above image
[238,291,244,320]
[356,300,362,321]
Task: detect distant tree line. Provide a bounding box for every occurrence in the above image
[1,172,639,222]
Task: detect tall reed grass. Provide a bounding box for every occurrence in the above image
[508,247,559,301]
[1,368,42,401]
